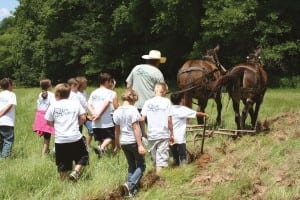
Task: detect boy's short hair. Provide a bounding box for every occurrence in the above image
[0,78,13,90]
[67,78,79,87]
[55,83,71,99]
[99,72,112,85]
[40,79,52,91]
[154,82,168,95]
[121,88,138,102]
[170,92,184,105]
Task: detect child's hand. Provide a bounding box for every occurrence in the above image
[138,145,146,155]
[114,145,120,153]
[204,113,209,118]
[170,134,175,145]
[91,113,100,121]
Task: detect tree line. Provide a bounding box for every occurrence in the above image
[0,0,299,87]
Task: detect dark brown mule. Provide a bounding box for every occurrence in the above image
[177,45,226,125]
[213,48,268,130]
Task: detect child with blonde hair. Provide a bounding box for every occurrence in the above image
[45,83,88,181]
[33,79,55,156]
[113,88,146,197]
[141,82,174,174]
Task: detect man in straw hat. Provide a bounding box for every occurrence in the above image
[126,50,166,112]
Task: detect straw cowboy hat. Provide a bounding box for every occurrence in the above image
[142,50,166,63]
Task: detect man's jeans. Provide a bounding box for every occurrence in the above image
[0,126,14,159]
[121,143,146,192]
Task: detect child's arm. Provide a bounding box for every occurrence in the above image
[196,112,209,118]
[89,101,110,121]
[112,95,119,110]
[0,104,13,117]
[87,104,95,116]
[140,115,146,122]
[139,116,147,138]
[114,125,121,152]
[78,114,86,126]
[168,116,174,144]
[47,120,54,127]
[132,121,146,155]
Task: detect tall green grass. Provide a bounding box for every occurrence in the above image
[0,87,299,199]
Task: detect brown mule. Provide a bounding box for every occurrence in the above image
[212,48,268,131]
[177,45,226,125]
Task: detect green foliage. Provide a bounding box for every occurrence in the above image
[0,0,299,86]
[198,0,300,75]
[277,76,300,88]
[0,17,18,78]
[199,0,258,63]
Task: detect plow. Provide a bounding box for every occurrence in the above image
[185,122,257,161]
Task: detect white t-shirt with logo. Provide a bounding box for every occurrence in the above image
[88,87,116,128]
[171,105,196,144]
[141,96,172,141]
[0,90,17,126]
[45,99,85,143]
[113,105,142,145]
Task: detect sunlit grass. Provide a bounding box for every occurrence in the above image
[202,88,300,129]
[0,87,299,199]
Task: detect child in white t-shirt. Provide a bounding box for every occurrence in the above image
[45,83,88,181]
[68,78,88,117]
[88,72,119,157]
[33,79,55,156]
[75,76,94,150]
[141,82,174,174]
[170,92,209,166]
[113,88,146,197]
[0,78,17,159]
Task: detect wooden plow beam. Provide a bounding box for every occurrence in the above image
[217,128,256,135]
[185,124,257,160]
[186,125,257,147]
[187,125,257,136]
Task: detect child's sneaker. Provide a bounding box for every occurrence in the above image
[93,146,105,158]
[69,170,80,182]
[122,183,134,197]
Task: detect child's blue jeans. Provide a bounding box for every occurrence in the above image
[121,143,146,192]
[0,126,14,159]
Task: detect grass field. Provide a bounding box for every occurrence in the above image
[0,87,299,200]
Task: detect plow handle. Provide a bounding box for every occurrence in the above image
[201,118,207,154]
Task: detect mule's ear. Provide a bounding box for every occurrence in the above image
[214,44,220,51]
[255,47,262,56]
